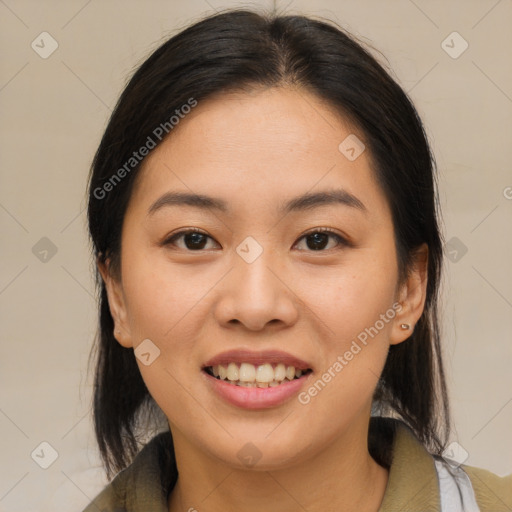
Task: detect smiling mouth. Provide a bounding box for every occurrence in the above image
[204,362,313,387]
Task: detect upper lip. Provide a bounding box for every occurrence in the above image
[203,349,313,371]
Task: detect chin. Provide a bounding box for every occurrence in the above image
[201,432,314,472]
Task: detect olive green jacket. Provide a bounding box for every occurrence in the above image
[83,417,512,511]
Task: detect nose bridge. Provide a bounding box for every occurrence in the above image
[214,237,298,330]
[233,239,280,306]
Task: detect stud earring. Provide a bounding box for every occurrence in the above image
[400,323,410,330]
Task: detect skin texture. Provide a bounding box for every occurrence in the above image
[99,86,428,512]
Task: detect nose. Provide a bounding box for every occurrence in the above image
[213,248,299,332]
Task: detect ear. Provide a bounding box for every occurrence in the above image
[390,243,429,345]
[97,257,134,348]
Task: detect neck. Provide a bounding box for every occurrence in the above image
[168,415,389,512]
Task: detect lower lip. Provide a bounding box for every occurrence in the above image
[203,370,312,409]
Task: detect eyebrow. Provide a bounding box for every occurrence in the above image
[147,188,367,216]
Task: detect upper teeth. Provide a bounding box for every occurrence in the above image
[210,363,305,384]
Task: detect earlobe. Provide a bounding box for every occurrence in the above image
[97,257,134,348]
[390,244,429,346]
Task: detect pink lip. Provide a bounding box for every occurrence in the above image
[202,370,313,409]
[202,349,312,371]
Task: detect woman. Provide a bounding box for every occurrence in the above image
[83,8,511,512]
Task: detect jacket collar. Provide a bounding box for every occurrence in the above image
[378,418,440,511]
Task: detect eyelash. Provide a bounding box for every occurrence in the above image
[162,227,350,252]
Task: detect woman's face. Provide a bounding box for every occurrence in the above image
[102,86,426,469]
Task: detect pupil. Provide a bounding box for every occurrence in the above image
[307,232,328,250]
[186,232,207,249]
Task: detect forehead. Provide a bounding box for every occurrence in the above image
[128,86,389,219]
[157,86,356,161]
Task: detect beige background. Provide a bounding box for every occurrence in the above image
[1,0,511,510]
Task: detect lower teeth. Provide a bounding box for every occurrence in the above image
[211,374,302,387]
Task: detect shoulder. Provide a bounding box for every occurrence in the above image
[374,416,512,512]
[82,430,177,512]
[82,479,124,512]
[432,456,512,512]
[461,462,512,511]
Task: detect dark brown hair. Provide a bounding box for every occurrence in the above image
[87,7,450,479]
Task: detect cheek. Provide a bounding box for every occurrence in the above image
[292,248,398,408]
[297,252,399,344]
[120,244,208,340]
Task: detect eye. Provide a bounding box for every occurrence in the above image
[163,227,349,252]
[294,228,348,251]
[163,228,219,251]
